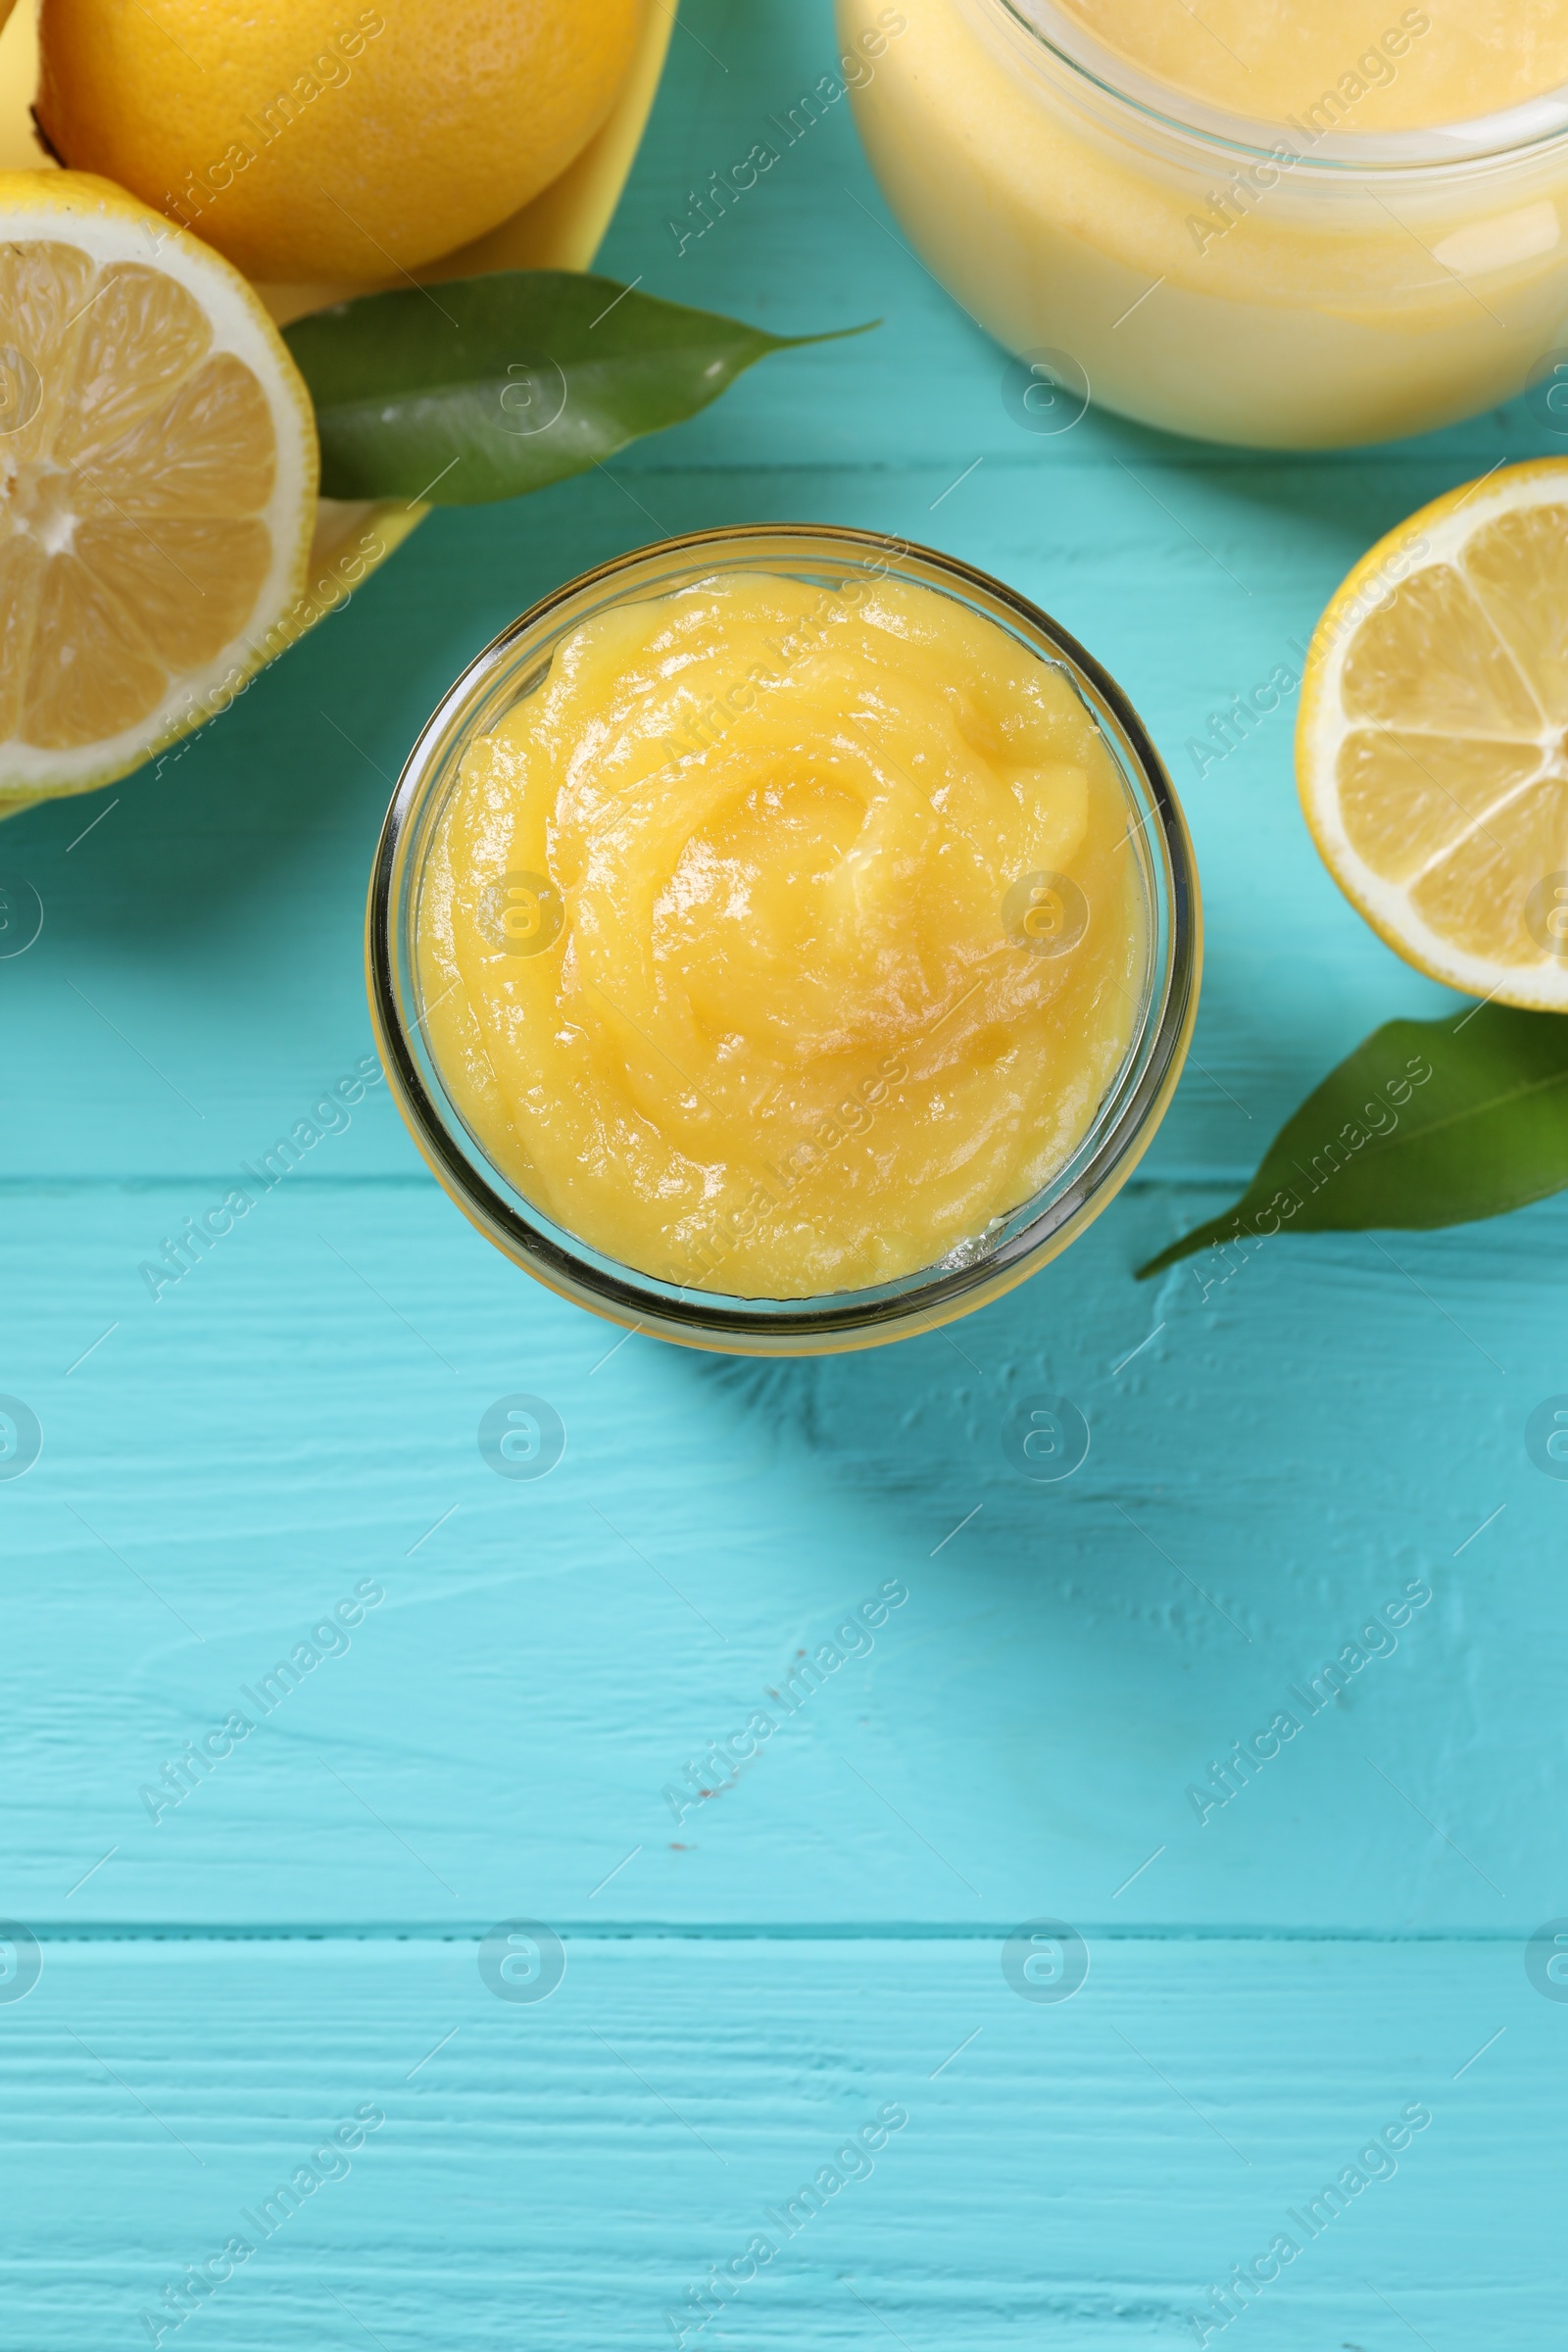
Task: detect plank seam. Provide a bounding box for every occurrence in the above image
[11,1922,1529,1944]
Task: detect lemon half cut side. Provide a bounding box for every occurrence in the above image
[1298,459,1568,1013]
[0,170,317,804]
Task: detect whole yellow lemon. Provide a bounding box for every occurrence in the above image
[35,0,645,283]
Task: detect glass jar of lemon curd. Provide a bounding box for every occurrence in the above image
[839,0,1568,447]
[368,528,1199,1355]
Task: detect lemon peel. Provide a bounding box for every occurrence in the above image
[35,0,645,285]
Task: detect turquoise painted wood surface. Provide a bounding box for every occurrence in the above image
[2,2,1566,2344]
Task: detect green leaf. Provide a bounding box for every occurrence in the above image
[282,270,871,505]
[1137,1003,1568,1278]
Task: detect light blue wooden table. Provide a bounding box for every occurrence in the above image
[3,4,1564,2344]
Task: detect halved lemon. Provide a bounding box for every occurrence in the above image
[1298,458,1568,1011]
[0,169,317,803]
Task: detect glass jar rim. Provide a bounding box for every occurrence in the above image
[984,0,1568,172]
[367,523,1200,1354]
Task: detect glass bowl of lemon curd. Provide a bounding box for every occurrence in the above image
[368,526,1199,1356]
[839,0,1568,449]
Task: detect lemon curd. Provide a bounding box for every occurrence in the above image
[1055,1,1568,126]
[839,0,1568,448]
[415,569,1148,1299]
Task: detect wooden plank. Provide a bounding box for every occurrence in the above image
[0,1934,1556,2347]
[0,1179,1555,1929]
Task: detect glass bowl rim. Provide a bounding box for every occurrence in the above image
[367,521,1199,1348]
[980,0,1568,172]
